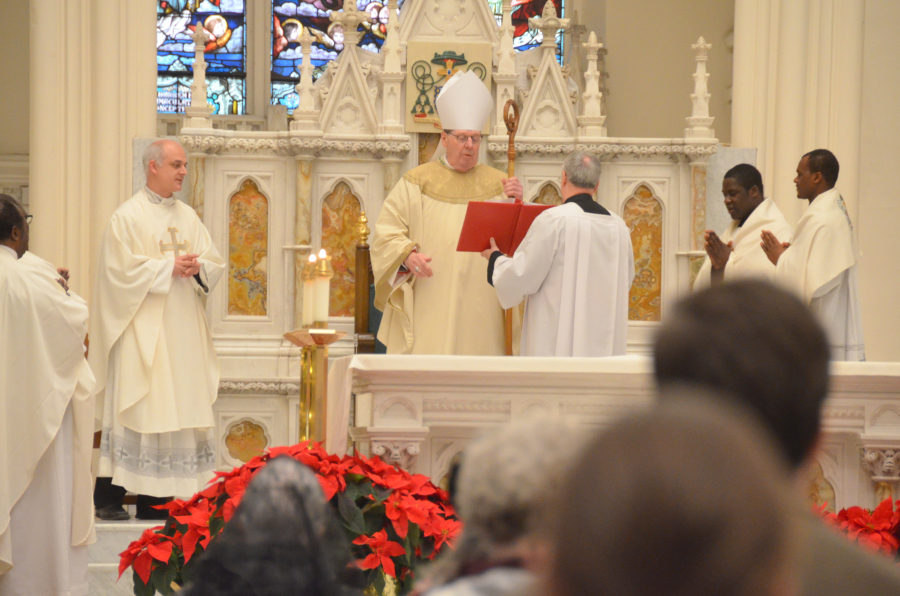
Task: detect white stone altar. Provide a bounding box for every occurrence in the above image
[331,354,900,512]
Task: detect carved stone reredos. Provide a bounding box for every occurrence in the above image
[399,0,500,51]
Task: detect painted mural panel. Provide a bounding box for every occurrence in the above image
[228,179,268,316]
[623,184,662,321]
[418,133,441,165]
[322,182,363,316]
[534,183,562,205]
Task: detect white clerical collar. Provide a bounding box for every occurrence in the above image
[440,155,470,172]
[0,244,17,259]
[144,186,177,206]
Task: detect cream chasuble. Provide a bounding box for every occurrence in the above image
[774,188,865,361]
[694,198,793,291]
[89,189,225,496]
[372,161,508,355]
[491,202,635,357]
[0,248,95,581]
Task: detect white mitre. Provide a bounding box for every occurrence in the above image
[436,70,493,131]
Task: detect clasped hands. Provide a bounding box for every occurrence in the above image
[173,253,201,278]
[760,230,790,265]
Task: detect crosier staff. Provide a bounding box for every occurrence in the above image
[503,99,520,356]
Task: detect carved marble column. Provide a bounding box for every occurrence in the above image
[294,157,315,328]
[492,0,518,137]
[577,32,607,138]
[684,37,715,139]
[732,0,864,225]
[378,0,404,135]
[30,0,155,299]
[184,25,212,129]
[861,445,900,503]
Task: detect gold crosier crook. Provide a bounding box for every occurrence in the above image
[503,99,520,356]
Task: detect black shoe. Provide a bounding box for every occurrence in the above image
[135,507,170,521]
[96,504,130,521]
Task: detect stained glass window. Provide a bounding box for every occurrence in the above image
[490,0,565,60]
[271,0,406,113]
[157,0,247,115]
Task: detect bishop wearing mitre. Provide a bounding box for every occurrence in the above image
[372,71,523,354]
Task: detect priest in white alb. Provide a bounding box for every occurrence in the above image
[90,140,225,520]
[0,194,96,596]
[761,149,865,361]
[482,152,635,357]
[694,164,793,290]
[371,71,523,354]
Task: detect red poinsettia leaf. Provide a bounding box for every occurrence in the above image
[356,553,382,570]
[147,539,174,563]
[317,474,340,501]
[182,527,201,563]
[118,551,137,580]
[390,512,409,539]
[380,554,397,578]
[353,533,373,546]
[383,540,407,557]
[133,551,153,585]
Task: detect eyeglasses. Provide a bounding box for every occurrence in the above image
[24,214,33,224]
[445,131,482,145]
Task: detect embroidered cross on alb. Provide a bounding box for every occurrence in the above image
[159,227,190,257]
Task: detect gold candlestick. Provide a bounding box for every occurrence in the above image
[285,327,346,443]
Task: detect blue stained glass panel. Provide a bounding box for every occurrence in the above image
[271,0,405,113]
[157,0,247,114]
[490,0,565,62]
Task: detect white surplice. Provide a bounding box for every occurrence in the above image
[490,198,635,357]
[694,198,793,291]
[774,188,865,361]
[0,247,95,591]
[89,189,225,497]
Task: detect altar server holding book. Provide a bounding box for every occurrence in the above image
[0,194,96,596]
[483,152,634,357]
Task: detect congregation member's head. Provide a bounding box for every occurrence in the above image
[142,139,188,198]
[548,399,801,596]
[560,151,602,198]
[436,71,492,172]
[0,193,29,257]
[795,149,839,201]
[722,163,765,223]
[421,413,588,594]
[182,456,361,596]
[654,280,830,470]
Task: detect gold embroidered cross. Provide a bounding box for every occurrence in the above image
[159,227,190,257]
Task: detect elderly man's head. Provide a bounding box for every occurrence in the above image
[561,151,601,198]
[653,280,830,469]
[143,140,187,198]
[441,129,482,172]
[0,194,29,257]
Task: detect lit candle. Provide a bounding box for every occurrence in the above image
[314,249,332,323]
[302,253,317,327]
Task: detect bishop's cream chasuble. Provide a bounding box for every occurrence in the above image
[774,188,865,361]
[0,248,95,584]
[491,202,635,357]
[372,161,510,355]
[89,190,225,496]
[694,198,794,291]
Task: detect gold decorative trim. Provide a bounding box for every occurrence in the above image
[402,162,504,204]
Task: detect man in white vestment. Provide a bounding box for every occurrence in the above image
[0,195,96,596]
[694,164,793,290]
[761,149,865,361]
[481,152,634,357]
[91,140,225,520]
[371,71,523,355]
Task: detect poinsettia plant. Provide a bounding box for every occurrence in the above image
[815,497,900,556]
[118,442,461,596]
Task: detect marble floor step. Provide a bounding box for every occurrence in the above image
[89,518,161,596]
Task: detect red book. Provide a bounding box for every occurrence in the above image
[456,201,555,256]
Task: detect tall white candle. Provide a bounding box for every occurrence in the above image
[302,254,316,327]
[315,249,331,322]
